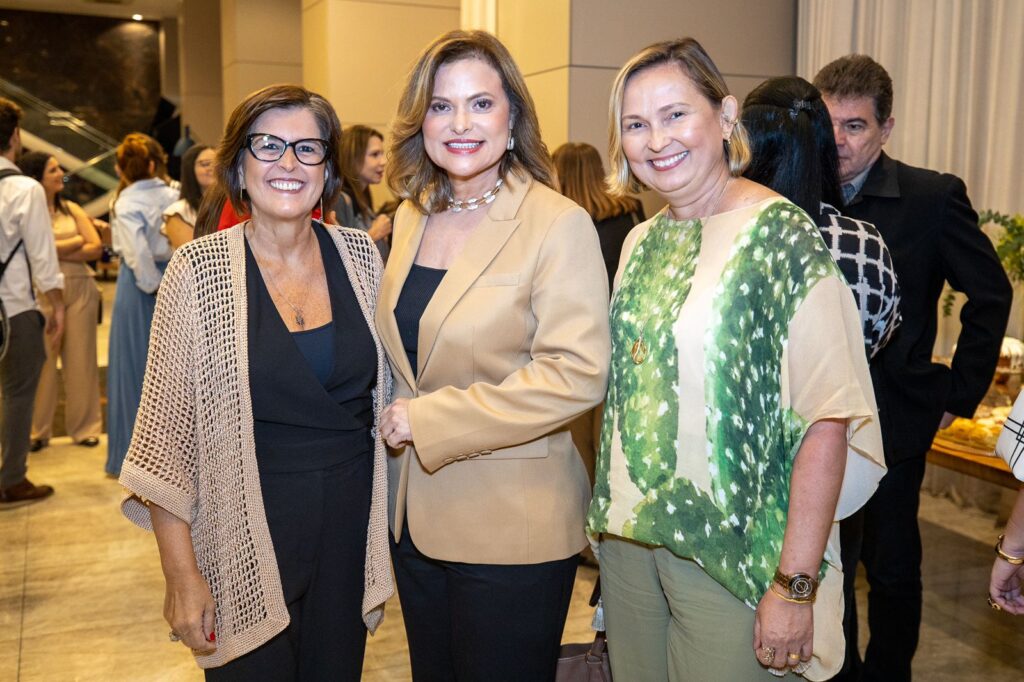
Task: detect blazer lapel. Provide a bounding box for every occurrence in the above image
[378,203,427,390]
[416,174,531,379]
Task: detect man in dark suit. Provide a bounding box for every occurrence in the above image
[814,55,1013,681]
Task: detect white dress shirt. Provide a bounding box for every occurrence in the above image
[0,156,64,318]
[111,178,178,294]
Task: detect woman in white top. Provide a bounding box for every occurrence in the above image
[18,152,104,450]
[162,144,216,249]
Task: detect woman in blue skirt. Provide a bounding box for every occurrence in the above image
[105,133,178,475]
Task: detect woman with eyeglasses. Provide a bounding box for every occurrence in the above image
[118,85,393,679]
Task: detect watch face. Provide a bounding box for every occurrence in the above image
[790,575,815,599]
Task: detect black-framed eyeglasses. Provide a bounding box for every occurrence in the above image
[246,134,329,165]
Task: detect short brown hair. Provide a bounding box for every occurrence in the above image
[217,84,343,215]
[552,142,639,222]
[606,38,751,196]
[813,54,893,124]
[388,30,554,214]
[0,97,23,153]
[339,124,383,218]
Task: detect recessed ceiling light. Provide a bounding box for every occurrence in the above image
[132,14,143,21]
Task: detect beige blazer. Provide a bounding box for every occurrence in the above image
[376,173,611,565]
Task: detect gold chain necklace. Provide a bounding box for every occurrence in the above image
[630,178,731,365]
[247,223,319,329]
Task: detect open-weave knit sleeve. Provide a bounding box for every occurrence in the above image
[332,225,395,633]
[119,250,199,529]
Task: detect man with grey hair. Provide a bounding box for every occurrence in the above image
[0,96,65,506]
[814,55,1012,681]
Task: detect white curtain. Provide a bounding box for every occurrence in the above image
[798,0,1024,347]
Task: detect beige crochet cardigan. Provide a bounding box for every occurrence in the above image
[119,223,394,668]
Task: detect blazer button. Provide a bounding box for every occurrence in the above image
[443,457,455,464]
[481,450,492,456]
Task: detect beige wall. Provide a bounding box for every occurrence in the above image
[221,0,303,125]
[178,0,224,145]
[303,0,460,205]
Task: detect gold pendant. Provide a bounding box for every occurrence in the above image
[631,337,648,365]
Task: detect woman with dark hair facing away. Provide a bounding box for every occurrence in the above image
[552,142,644,287]
[105,133,179,476]
[118,84,393,679]
[588,39,886,680]
[161,144,216,249]
[334,124,392,259]
[742,76,901,358]
[17,152,103,452]
[376,30,610,681]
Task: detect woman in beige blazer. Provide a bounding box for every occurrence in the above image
[376,30,611,681]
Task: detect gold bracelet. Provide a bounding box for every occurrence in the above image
[770,582,815,604]
[996,535,1024,565]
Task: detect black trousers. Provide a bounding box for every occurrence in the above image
[833,455,928,682]
[392,523,578,682]
[0,311,46,489]
[206,455,371,682]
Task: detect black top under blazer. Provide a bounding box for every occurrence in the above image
[843,152,1012,463]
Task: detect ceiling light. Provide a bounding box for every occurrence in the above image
[132,14,143,21]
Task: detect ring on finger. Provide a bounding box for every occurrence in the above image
[988,595,1002,611]
[759,645,776,665]
[168,631,181,642]
[787,652,801,662]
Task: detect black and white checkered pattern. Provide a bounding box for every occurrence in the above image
[818,202,901,358]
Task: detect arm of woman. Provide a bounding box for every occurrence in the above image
[754,418,846,670]
[151,503,217,653]
[990,489,1024,614]
[163,213,195,250]
[382,205,612,468]
[59,202,104,261]
[54,234,85,256]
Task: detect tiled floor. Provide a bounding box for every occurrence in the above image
[2,439,1022,680]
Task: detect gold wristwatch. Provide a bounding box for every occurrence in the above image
[772,568,819,603]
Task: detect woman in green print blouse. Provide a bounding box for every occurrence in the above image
[588,38,886,681]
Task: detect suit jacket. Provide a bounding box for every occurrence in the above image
[375,173,611,564]
[844,152,1012,463]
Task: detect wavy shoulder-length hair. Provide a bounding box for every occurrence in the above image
[388,30,554,214]
[217,84,343,216]
[606,37,751,196]
[552,142,639,222]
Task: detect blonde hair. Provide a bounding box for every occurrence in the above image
[552,142,640,221]
[388,30,554,214]
[606,37,751,196]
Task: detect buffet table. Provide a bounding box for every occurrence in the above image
[928,438,1019,490]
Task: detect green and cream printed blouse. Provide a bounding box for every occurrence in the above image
[589,198,885,611]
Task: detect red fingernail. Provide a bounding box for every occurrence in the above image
[208,632,216,642]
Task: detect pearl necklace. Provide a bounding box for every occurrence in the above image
[447,178,503,212]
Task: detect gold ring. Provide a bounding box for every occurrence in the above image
[988,595,1002,611]
[788,652,801,661]
[168,631,181,642]
[759,646,776,665]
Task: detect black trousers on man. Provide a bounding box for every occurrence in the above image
[0,311,46,489]
[834,455,928,682]
[392,523,578,682]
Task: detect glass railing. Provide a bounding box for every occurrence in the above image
[1,77,118,215]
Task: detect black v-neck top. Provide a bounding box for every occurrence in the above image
[245,222,376,473]
[394,264,447,379]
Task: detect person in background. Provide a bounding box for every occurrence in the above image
[588,38,886,680]
[334,125,392,259]
[105,133,179,477]
[161,144,216,249]
[118,83,392,679]
[17,152,103,452]
[376,30,610,681]
[0,97,64,506]
[814,54,1013,682]
[552,141,645,288]
[741,76,901,359]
